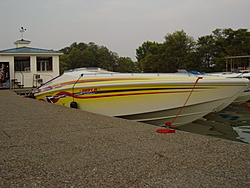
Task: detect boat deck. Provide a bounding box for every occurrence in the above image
[1,89,250,187]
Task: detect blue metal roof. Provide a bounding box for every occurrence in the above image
[0,47,63,54]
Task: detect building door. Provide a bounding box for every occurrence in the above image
[0,62,10,89]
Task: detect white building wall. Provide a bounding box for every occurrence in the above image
[30,56,36,72]
[0,54,61,88]
[53,56,60,75]
[34,55,60,88]
[10,55,37,88]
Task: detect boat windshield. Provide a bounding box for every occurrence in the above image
[64,67,115,74]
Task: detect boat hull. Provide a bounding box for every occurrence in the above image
[34,74,249,127]
[233,87,250,103]
[208,72,250,104]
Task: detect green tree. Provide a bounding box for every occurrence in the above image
[68,48,83,68]
[80,49,95,67]
[59,54,70,74]
[211,28,250,71]
[60,28,250,74]
[163,30,196,71]
[115,57,139,73]
[136,41,159,72]
[96,46,119,71]
[196,35,216,71]
[135,31,196,73]
[59,42,134,73]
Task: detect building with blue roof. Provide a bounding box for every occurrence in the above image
[0,39,63,88]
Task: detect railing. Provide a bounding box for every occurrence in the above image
[12,71,24,89]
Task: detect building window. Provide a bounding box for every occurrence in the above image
[37,57,53,71]
[14,57,30,71]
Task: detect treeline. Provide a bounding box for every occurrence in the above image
[59,42,139,74]
[59,28,250,74]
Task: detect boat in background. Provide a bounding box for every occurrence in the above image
[33,68,249,127]
[208,72,250,103]
[178,69,250,104]
[209,55,250,103]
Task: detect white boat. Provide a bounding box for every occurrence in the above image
[233,126,250,144]
[33,68,249,127]
[207,72,250,103]
[179,70,250,104]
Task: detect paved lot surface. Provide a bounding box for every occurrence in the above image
[0,90,250,187]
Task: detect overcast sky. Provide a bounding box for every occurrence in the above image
[0,0,249,60]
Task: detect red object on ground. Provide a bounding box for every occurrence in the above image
[156,122,176,133]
